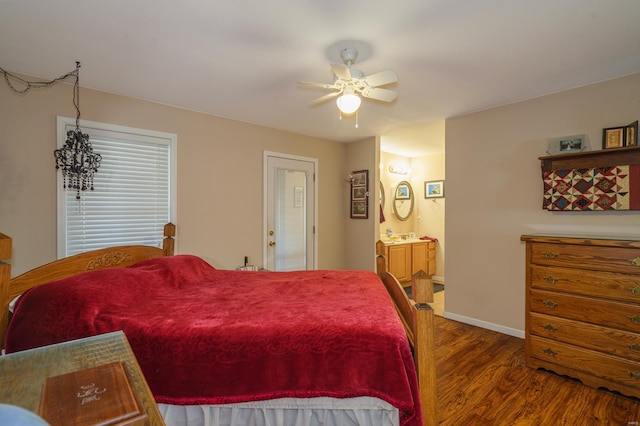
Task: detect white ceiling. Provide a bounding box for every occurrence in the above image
[1,1,640,157]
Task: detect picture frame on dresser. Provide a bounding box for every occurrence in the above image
[603,126,626,149]
[546,134,587,155]
[625,120,638,147]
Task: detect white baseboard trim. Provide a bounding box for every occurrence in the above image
[432,275,444,284]
[443,311,524,339]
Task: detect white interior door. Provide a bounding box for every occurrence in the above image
[264,152,317,271]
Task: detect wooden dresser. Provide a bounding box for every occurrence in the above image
[521,235,640,398]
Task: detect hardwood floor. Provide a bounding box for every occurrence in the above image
[433,315,640,425]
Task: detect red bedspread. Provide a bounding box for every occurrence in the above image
[6,255,422,425]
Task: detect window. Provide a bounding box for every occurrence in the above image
[56,117,177,257]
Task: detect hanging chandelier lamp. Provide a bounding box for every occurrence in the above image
[54,62,101,199]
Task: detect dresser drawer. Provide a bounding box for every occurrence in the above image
[529,289,640,333]
[529,336,640,390]
[530,264,640,303]
[529,312,640,362]
[531,242,640,274]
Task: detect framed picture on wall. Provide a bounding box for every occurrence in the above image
[352,186,366,200]
[350,169,368,219]
[395,183,410,200]
[425,180,445,198]
[351,200,367,218]
[351,170,367,186]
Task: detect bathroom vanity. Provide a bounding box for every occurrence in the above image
[376,239,436,283]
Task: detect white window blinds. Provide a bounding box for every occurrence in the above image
[57,117,176,257]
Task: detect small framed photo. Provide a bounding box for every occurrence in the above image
[546,134,587,155]
[395,183,410,200]
[352,186,366,200]
[351,170,367,186]
[603,126,626,149]
[425,180,445,199]
[625,120,638,147]
[351,200,367,218]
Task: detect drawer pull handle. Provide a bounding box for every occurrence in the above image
[542,300,558,308]
[543,324,558,332]
[629,371,640,380]
[630,257,640,267]
[543,276,558,284]
[628,343,640,353]
[629,315,640,325]
[543,251,558,259]
[542,347,557,357]
[630,285,640,296]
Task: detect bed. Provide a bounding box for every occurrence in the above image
[0,224,437,426]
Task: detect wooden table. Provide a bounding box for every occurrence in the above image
[0,331,165,426]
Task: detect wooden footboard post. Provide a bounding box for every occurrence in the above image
[375,240,387,277]
[414,303,437,426]
[163,223,176,256]
[0,232,12,350]
[412,270,437,426]
[412,269,433,304]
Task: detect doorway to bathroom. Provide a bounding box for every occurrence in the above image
[263,152,317,271]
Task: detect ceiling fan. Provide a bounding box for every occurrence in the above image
[299,48,398,118]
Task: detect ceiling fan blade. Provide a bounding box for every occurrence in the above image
[298,81,337,90]
[331,63,352,80]
[360,87,397,102]
[361,69,397,87]
[309,91,341,106]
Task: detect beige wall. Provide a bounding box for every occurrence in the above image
[412,150,445,283]
[445,72,640,336]
[0,76,355,276]
[6,70,639,338]
[345,137,378,270]
[380,151,415,235]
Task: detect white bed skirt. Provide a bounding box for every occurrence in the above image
[158,397,399,426]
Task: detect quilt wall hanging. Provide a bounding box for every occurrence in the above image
[543,164,640,211]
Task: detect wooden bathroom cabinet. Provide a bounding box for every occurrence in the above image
[377,240,436,283]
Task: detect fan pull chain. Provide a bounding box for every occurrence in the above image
[337,110,359,128]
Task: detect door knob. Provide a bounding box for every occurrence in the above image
[269,241,276,246]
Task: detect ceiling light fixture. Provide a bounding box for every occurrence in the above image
[54,62,102,199]
[336,89,361,114]
[0,61,101,200]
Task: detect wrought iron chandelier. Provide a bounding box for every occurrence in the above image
[0,61,102,199]
[54,62,101,199]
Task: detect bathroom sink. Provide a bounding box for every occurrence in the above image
[382,238,421,245]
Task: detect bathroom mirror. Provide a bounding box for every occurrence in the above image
[392,180,414,221]
[380,181,385,210]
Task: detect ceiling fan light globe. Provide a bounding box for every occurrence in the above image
[336,93,361,114]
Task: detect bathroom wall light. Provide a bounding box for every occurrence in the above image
[388,165,411,175]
